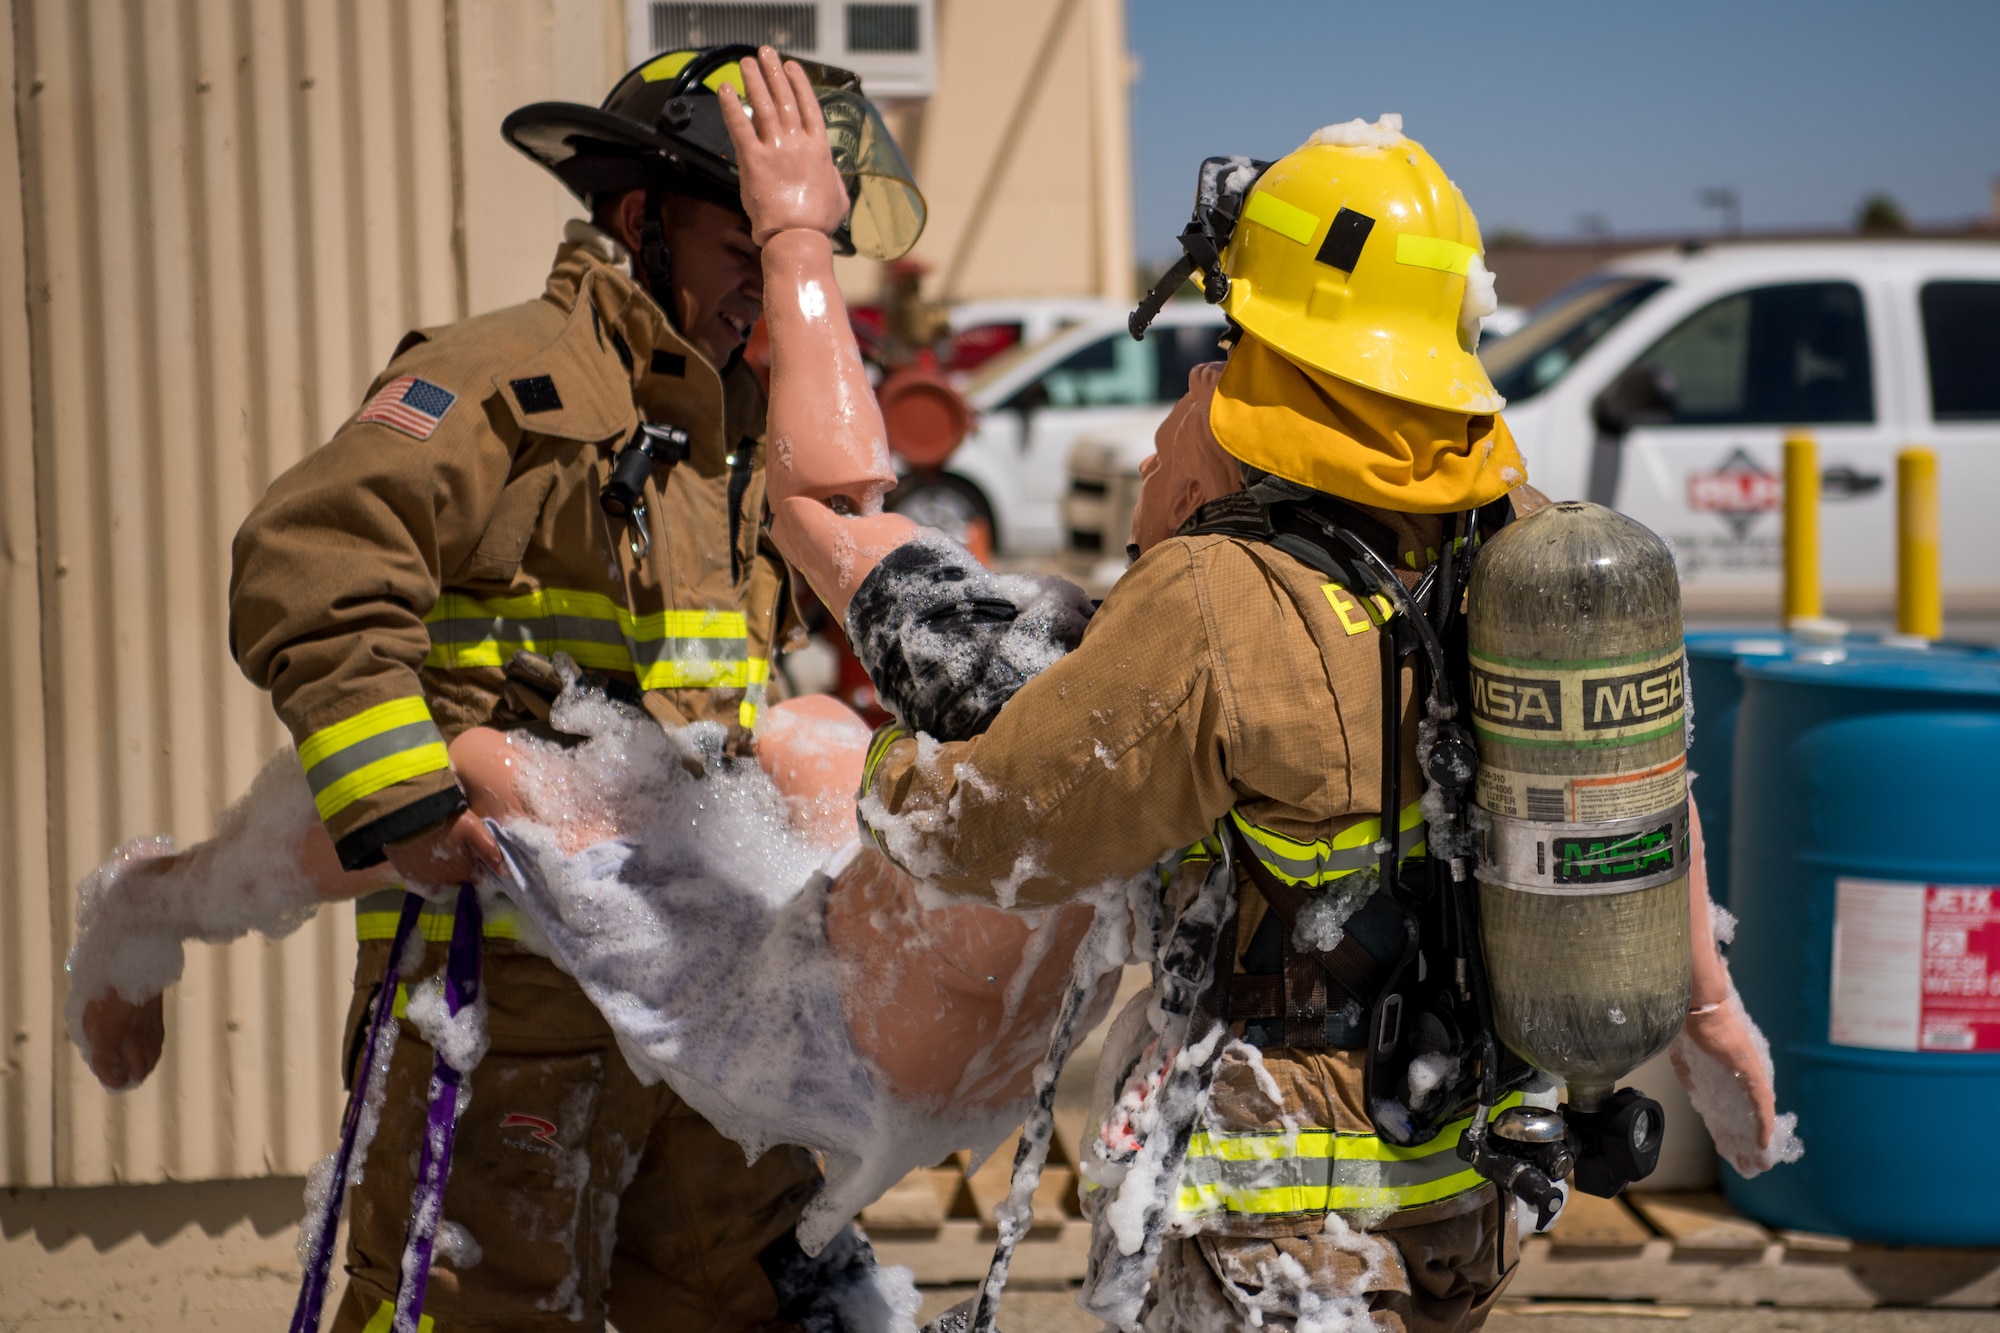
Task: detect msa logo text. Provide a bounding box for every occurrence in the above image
[1582,660,1684,730]
[1470,668,1562,731]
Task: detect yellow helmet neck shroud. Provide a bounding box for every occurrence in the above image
[1211,331,1526,515]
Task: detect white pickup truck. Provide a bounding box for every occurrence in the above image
[1483,241,2000,615]
[933,304,1228,556]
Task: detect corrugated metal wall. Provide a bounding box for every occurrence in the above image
[2,0,622,1189]
[2,0,1130,1190]
[911,0,1134,303]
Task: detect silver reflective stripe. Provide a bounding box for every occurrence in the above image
[1180,1144,1469,1194]
[302,718,445,796]
[424,614,628,650]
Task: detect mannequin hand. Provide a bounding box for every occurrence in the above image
[384,808,504,888]
[717,46,849,244]
[1673,999,1778,1155]
[82,989,165,1090]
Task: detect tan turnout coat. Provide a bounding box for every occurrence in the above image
[231,237,792,868]
[861,510,1522,1332]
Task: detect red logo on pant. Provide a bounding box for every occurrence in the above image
[500,1112,559,1147]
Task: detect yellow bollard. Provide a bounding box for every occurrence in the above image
[1782,433,1820,624]
[1897,447,1942,640]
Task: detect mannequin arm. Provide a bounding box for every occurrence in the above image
[720,48,921,618]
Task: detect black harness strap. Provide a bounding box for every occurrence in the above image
[1179,477,1530,1145]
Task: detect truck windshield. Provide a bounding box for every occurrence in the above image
[1480,275,1667,404]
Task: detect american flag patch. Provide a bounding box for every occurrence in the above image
[357,375,457,440]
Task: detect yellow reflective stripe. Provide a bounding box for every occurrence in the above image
[1176,1173,1479,1216]
[298,696,434,771]
[1177,1092,1525,1217]
[638,49,747,94]
[426,589,748,642]
[363,1299,433,1333]
[1395,233,1477,276]
[739,664,770,730]
[1243,190,1321,247]
[354,891,524,943]
[312,744,451,822]
[423,590,754,690]
[1229,799,1427,886]
[861,723,908,790]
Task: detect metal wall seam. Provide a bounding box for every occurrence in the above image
[913,0,1113,303]
[12,0,455,1189]
[1,0,58,1191]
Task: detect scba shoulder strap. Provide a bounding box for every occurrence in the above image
[1180,477,1529,1147]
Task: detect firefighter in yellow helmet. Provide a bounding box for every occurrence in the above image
[760,116,1527,1333]
[761,110,1774,1333]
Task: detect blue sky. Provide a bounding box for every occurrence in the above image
[1126,0,2000,260]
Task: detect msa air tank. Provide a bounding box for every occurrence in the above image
[1466,501,1693,1111]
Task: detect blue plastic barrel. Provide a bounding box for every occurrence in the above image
[1724,652,2000,1243]
[1686,632,1996,910]
[1685,632,1789,908]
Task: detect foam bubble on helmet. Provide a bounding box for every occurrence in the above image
[1303,113,1405,150]
[1460,252,1498,348]
[487,679,1132,1254]
[64,747,367,1073]
[1668,973,1804,1178]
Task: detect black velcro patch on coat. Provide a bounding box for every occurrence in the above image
[1315,207,1376,273]
[509,375,563,414]
[651,349,687,378]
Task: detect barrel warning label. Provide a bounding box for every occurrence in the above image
[1830,879,2000,1053]
[1476,754,1686,822]
[1470,649,1685,746]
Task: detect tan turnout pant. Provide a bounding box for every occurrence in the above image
[329,938,821,1333]
[1141,1202,1516,1333]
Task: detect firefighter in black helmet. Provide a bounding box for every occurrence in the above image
[221,44,923,1332]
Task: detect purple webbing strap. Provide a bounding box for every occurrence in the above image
[289,892,425,1333]
[391,883,483,1333]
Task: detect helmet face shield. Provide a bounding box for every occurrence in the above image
[819,90,926,260]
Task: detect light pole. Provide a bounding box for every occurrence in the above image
[1699,187,1741,237]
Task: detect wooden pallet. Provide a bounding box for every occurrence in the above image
[864,1160,2000,1307]
[1515,1191,2000,1308]
[861,1115,1097,1282]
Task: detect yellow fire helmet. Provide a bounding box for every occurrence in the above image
[1131,116,1502,416]
[1226,117,1499,413]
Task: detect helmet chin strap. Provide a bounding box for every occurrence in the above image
[637,183,678,329]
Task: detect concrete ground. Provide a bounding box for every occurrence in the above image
[4,1178,1996,1332]
[916,1287,2000,1333]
